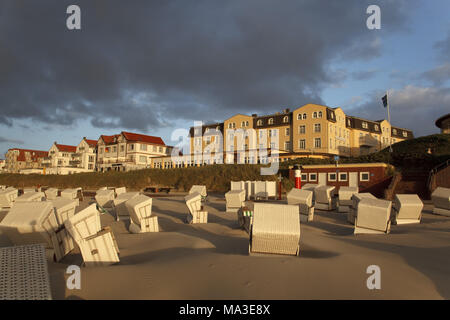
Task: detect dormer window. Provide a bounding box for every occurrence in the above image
[318,111,323,118]
[313,112,317,118]
[302,113,307,120]
[362,122,368,129]
[283,116,289,123]
[268,118,274,125]
[374,125,379,131]
[403,131,407,137]
[257,119,263,126]
[393,128,397,135]
[297,114,302,120]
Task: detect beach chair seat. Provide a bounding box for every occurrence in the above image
[189,185,207,201]
[125,194,158,233]
[64,204,119,267]
[354,198,392,235]
[225,189,245,213]
[113,192,140,220]
[392,194,423,224]
[287,188,314,222]
[15,191,45,203]
[95,189,115,208]
[314,185,336,211]
[0,202,59,248]
[44,188,58,200]
[237,207,253,233]
[431,187,450,210]
[0,188,18,208]
[249,203,301,256]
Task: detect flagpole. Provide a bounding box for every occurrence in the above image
[387,90,393,153]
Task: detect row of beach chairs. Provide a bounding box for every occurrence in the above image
[230,180,277,201]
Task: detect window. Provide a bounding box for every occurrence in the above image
[302,113,307,120]
[297,114,302,120]
[139,156,147,163]
[347,119,351,126]
[360,172,370,181]
[129,144,134,151]
[393,128,397,135]
[99,148,104,154]
[309,173,317,181]
[301,173,308,181]
[139,144,147,151]
[362,122,368,129]
[285,128,290,136]
[313,112,317,118]
[270,142,276,149]
[403,131,407,137]
[318,111,323,118]
[257,119,263,126]
[298,139,306,149]
[314,138,321,148]
[283,116,289,123]
[241,121,246,127]
[89,156,94,162]
[284,141,290,150]
[268,118,274,125]
[159,146,163,152]
[328,172,337,181]
[374,125,379,131]
[339,172,348,181]
[299,125,305,134]
[194,128,200,135]
[314,123,321,132]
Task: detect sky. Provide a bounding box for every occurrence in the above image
[0,0,449,157]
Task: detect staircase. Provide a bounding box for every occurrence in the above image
[390,171,429,199]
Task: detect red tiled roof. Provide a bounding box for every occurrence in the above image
[121,131,165,146]
[85,139,98,147]
[9,148,48,162]
[55,144,77,153]
[100,134,120,145]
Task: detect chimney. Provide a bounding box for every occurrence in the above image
[252,114,257,117]
[284,108,290,113]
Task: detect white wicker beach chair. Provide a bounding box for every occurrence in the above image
[60,188,79,200]
[95,189,115,208]
[254,181,268,200]
[392,194,423,224]
[184,192,208,224]
[225,189,245,213]
[189,185,207,201]
[314,185,336,211]
[265,181,277,198]
[431,187,450,216]
[0,202,58,248]
[15,191,45,203]
[113,192,140,220]
[338,186,358,212]
[51,198,78,225]
[245,181,254,200]
[354,198,392,234]
[114,187,126,196]
[0,188,18,208]
[125,194,158,233]
[230,181,245,191]
[287,188,314,222]
[44,188,59,200]
[249,203,301,256]
[348,193,377,224]
[64,204,120,267]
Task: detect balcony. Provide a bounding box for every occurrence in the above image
[359,136,378,147]
[69,160,81,166]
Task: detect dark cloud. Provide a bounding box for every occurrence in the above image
[348,85,450,137]
[0,137,24,144]
[421,63,450,86]
[0,0,412,131]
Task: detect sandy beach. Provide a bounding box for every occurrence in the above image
[1,193,449,300]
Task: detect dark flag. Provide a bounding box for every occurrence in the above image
[382,94,388,108]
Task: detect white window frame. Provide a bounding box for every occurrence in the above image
[360,172,370,182]
[285,128,290,136]
[301,173,308,181]
[302,113,307,120]
[314,138,321,148]
[298,139,306,149]
[328,172,337,182]
[268,118,274,125]
[309,173,317,181]
[314,123,321,132]
[338,172,348,181]
[299,125,305,134]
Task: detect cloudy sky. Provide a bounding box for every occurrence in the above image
[0,0,449,156]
